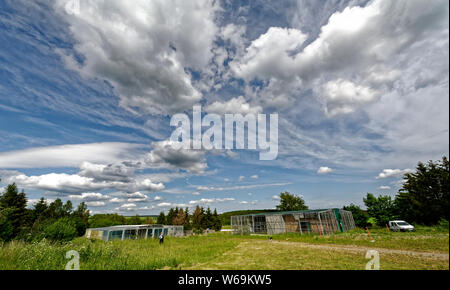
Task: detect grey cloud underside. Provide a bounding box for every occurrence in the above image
[236,0,449,170]
[233,0,448,112]
[52,0,448,173]
[55,0,219,115]
[0,139,209,195]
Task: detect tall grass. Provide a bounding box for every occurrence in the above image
[0,226,447,270]
[0,235,239,270]
[224,226,450,252]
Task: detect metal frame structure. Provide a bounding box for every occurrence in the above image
[85,224,184,241]
[231,209,356,235]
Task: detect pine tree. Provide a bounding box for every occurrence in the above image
[33,198,49,221]
[166,208,178,225]
[184,207,191,230]
[157,212,166,225]
[192,205,204,234]
[212,208,222,231]
[63,200,73,217]
[0,183,28,237]
[73,202,90,225]
[396,156,449,225]
[48,199,65,219]
[204,207,213,229]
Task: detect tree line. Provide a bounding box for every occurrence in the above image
[344,156,449,228]
[156,205,222,234]
[259,157,448,229]
[0,184,90,242]
[0,183,223,242]
[1,156,447,242]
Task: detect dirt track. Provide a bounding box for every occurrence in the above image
[269,240,449,260]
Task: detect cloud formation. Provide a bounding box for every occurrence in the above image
[0,143,144,169]
[205,96,263,115]
[1,170,164,194]
[146,140,207,173]
[376,169,412,179]
[55,0,220,115]
[232,0,449,115]
[189,198,235,205]
[317,167,335,175]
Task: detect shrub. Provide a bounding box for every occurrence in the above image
[438,219,449,230]
[42,218,78,242]
[0,209,14,242]
[343,204,369,228]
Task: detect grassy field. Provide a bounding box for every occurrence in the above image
[0,227,448,270]
[226,226,450,252]
[188,240,448,270]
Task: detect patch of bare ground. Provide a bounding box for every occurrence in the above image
[269,240,449,260]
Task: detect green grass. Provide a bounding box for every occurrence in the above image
[0,235,239,270]
[0,226,448,270]
[226,226,449,253]
[188,240,448,270]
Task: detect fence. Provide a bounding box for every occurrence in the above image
[231,209,355,235]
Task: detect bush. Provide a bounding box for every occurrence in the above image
[0,209,14,242]
[343,204,369,228]
[438,219,449,230]
[89,214,126,228]
[42,218,78,242]
[71,216,87,237]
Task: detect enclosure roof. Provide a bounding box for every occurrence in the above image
[232,208,342,218]
[88,224,168,231]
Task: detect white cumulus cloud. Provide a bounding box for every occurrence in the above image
[0,143,144,169]
[317,167,335,175]
[55,0,220,115]
[376,169,412,179]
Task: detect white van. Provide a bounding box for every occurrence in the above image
[388,220,415,232]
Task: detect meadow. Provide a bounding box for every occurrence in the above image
[0,226,448,270]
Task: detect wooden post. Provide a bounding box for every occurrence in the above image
[385,224,390,232]
[366,227,373,241]
[318,213,324,236]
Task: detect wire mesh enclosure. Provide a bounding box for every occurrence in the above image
[85,224,184,241]
[231,209,355,235]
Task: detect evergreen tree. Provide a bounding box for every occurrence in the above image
[47,199,65,219]
[184,207,191,230]
[395,156,449,225]
[157,212,166,225]
[192,205,204,234]
[0,208,14,242]
[212,208,222,231]
[33,198,49,221]
[0,184,28,237]
[73,202,90,225]
[63,200,73,217]
[166,208,178,225]
[204,207,213,229]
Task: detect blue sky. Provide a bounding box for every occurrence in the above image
[0,0,448,215]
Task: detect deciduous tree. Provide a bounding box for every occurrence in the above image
[276,192,308,211]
